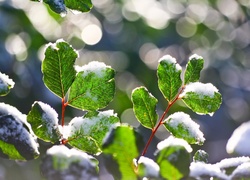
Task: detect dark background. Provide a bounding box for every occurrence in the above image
[0,0,250,179]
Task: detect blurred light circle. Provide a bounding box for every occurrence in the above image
[81,24,102,45]
[176,17,197,38]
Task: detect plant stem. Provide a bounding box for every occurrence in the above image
[61,97,68,127]
[141,86,185,156]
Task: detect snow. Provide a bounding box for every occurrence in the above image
[157,136,192,153]
[47,145,97,170]
[189,162,228,179]
[180,82,219,98]
[0,103,39,157]
[75,61,110,78]
[0,72,15,90]
[64,110,117,139]
[230,162,250,179]
[158,55,182,71]
[189,54,203,60]
[216,157,250,169]
[138,156,159,178]
[165,112,205,144]
[226,121,250,155]
[35,101,59,137]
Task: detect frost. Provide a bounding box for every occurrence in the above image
[189,162,228,179]
[45,39,79,57]
[158,55,182,71]
[138,156,159,178]
[181,82,219,98]
[65,110,117,139]
[0,72,15,92]
[75,61,110,78]
[165,112,205,144]
[189,54,203,60]
[226,121,250,155]
[216,157,250,169]
[230,162,250,179]
[157,136,192,153]
[36,101,59,137]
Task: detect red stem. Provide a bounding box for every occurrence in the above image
[141,86,185,156]
[61,97,68,127]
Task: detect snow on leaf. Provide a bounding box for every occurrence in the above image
[41,145,98,180]
[164,112,205,145]
[230,162,250,179]
[66,110,119,155]
[0,103,39,160]
[0,72,14,96]
[180,82,222,116]
[216,157,250,170]
[189,162,228,179]
[137,156,159,179]
[226,121,250,156]
[27,101,60,143]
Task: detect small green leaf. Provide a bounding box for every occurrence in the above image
[163,112,205,145]
[0,72,15,96]
[193,150,209,163]
[27,101,61,143]
[156,136,192,180]
[64,0,93,12]
[102,124,142,180]
[157,55,182,102]
[180,82,222,116]
[184,54,204,85]
[131,87,158,129]
[66,110,120,155]
[137,156,160,179]
[42,39,77,98]
[0,103,39,160]
[41,145,99,180]
[68,61,115,111]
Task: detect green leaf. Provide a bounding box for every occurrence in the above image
[64,0,93,12]
[131,87,158,129]
[68,61,115,111]
[157,55,182,102]
[0,72,14,96]
[102,124,142,180]
[27,101,61,143]
[66,110,120,155]
[42,39,77,98]
[156,136,192,180]
[41,145,99,180]
[137,156,160,179]
[163,112,205,145]
[184,54,204,85]
[0,103,39,160]
[193,150,208,163]
[180,82,222,116]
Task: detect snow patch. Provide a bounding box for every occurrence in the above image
[157,136,192,153]
[181,82,219,98]
[165,112,205,144]
[189,54,203,60]
[158,55,182,71]
[230,162,250,179]
[0,72,15,90]
[226,121,250,155]
[138,156,159,178]
[216,157,250,169]
[75,61,110,78]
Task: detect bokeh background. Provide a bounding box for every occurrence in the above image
[0,0,250,179]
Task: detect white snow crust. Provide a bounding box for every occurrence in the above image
[158,55,182,71]
[157,136,192,153]
[189,54,203,60]
[0,72,15,90]
[138,156,159,178]
[216,157,250,169]
[75,61,110,78]
[165,112,205,144]
[226,121,250,155]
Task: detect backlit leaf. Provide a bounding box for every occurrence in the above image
[42,39,77,98]
[157,55,182,102]
[131,87,158,129]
